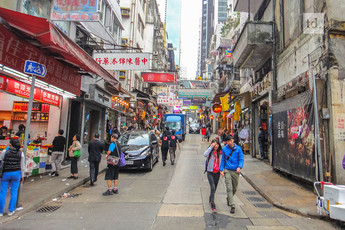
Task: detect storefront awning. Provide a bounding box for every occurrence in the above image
[120,86,135,99]
[211,91,229,104]
[0,7,119,89]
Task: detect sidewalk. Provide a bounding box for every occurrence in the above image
[241,155,326,219]
[0,155,107,224]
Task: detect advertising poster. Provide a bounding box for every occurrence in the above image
[272,92,316,182]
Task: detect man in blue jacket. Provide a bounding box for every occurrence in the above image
[220,135,244,214]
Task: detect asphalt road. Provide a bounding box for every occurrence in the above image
[1,134,338,230]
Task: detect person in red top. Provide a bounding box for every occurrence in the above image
[203,139,222,212]
[169,130,181,165]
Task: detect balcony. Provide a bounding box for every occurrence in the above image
[232,21,272,70]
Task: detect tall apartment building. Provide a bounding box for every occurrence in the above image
[200,0,215,78]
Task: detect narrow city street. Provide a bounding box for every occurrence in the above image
[1,134,338,230]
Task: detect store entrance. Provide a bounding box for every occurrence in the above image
[67,100,82,158]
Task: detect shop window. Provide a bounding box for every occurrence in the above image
[21,0,51,19]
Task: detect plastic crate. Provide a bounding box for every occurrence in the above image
[38,167,45,174]
[39,162,46,168]
[31,168,39,176]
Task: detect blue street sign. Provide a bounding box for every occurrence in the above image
[24,60,47,77]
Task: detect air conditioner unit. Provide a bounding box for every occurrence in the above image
[153,51,159,56]
[84,93,90,99]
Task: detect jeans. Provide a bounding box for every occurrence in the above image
[0,170,21,213]
[259,142,265,159]
[207,172,220,204]
[161,147,169,163]
[89,161,100,182]
[70,157,78,174]
[224,169,239,208]
[168,147,176,163]
[51,151,64,173]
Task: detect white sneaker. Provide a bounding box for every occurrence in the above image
[8,211,15,216]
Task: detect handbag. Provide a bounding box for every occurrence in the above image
[120,152,126,167]
[107,141,120,166]
[69,149,74,158]
[73,149,81,157]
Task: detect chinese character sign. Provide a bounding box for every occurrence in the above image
[52,0,99,21]
[178,89,213,99]
[93,53,150,70]
[0,76,5,90]
[141,72,177,83]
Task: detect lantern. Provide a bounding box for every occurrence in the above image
[212,104,222,113]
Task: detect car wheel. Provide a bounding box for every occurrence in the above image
[148,156,153,171]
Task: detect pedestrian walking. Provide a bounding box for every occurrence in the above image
[88,133,103,186]
[67,134,81,180]
[103,134,121,196]
[204,139,222,212]
[258,127,265,159]
[0,139,25,216]
[206,127,211,142]
[169,130,180,165]
[50,129,66,177]
[233,129,239,146]
[201,127,207,141]
[160,131,170,166]
[220,135,244,214]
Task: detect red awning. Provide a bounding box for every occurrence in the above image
[0,7,119,89]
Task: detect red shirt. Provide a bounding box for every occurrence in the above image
[212,150,220,173]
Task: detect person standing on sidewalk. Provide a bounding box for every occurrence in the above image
[67,134,81,180]
[51,129,66,177]
[220,135,244,214]
[88,133,103,186]
[103,134,121,196]
[0,139,25,216]
[160,131,170,166]
[204,139,222,212]
[258,127,265,159]
[169,130,180,165]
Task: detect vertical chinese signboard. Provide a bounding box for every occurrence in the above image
[272,92,315,182]
[52,0,99,21]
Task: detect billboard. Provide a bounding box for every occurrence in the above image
[93,53,150,70]
[272,92,316,182]
[191,98,206,104]
[142,72,177,83]
[178,89,213,99]
[52,0,99,21]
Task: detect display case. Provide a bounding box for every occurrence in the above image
[11,102,49,123]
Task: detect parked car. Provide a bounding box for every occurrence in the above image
[118,130,159,171]
[189,123,200,134]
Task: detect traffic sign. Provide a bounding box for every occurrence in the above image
[24,60,47,77]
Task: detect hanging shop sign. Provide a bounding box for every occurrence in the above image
[252,72,272,100]
[219,38,232,48]
[212,104,222,113]
[272,91,315,182]
[52,0,99,21]
[0,76,5,90]
[220,93,229,111]
[168,100,183,107]
[178,89,213,99]
[0,24,81,96]
[93,53,150,70]
[225,50,232,57]
[191,98,206,104]
[141,72,177,83]
[6,78,61,106]
[189,106,198,110]
[183,100,191,106]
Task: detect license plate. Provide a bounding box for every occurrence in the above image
[126,160,134,165]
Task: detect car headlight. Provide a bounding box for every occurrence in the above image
[140,150,150,156]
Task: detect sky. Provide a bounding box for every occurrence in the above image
[157,0,202,79]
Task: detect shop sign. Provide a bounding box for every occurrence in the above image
[252,72,272,98]
[191,98,206,104]
[6,78,41,101]
[157,95,171,105]
[0,24,81,96]
[189,106,198,110]
[212,104,222,113]
[153,86,168,96]
[168,100,183,107]
[141,72,177,83]
[94,89,111,108]
[0,76,5,90]
[52,0,99,21]
[93,53,150,70]
[178,89,213,99]
[183,100,191,106]
[41,90,61,106]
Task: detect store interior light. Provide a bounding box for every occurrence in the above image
[1,65,76,98]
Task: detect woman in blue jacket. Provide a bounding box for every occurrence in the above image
[204,139,222,212]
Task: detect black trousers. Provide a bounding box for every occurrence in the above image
[161,147,169,163]
[70,157,79,174]
[89,161,100,182]
[207,172,220,204]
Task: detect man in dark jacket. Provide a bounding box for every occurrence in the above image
[51,129,66,177]
[88,133,104,186]
[258,127,265,159]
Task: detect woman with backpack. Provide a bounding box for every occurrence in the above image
[203,139,222,212]
[160,131,170,166]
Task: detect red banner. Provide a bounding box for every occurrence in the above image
[7,78,41,101]
[41,90,60,106]
[141,72,176,83]
[0,76,5,90]
[0,24,81,96]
